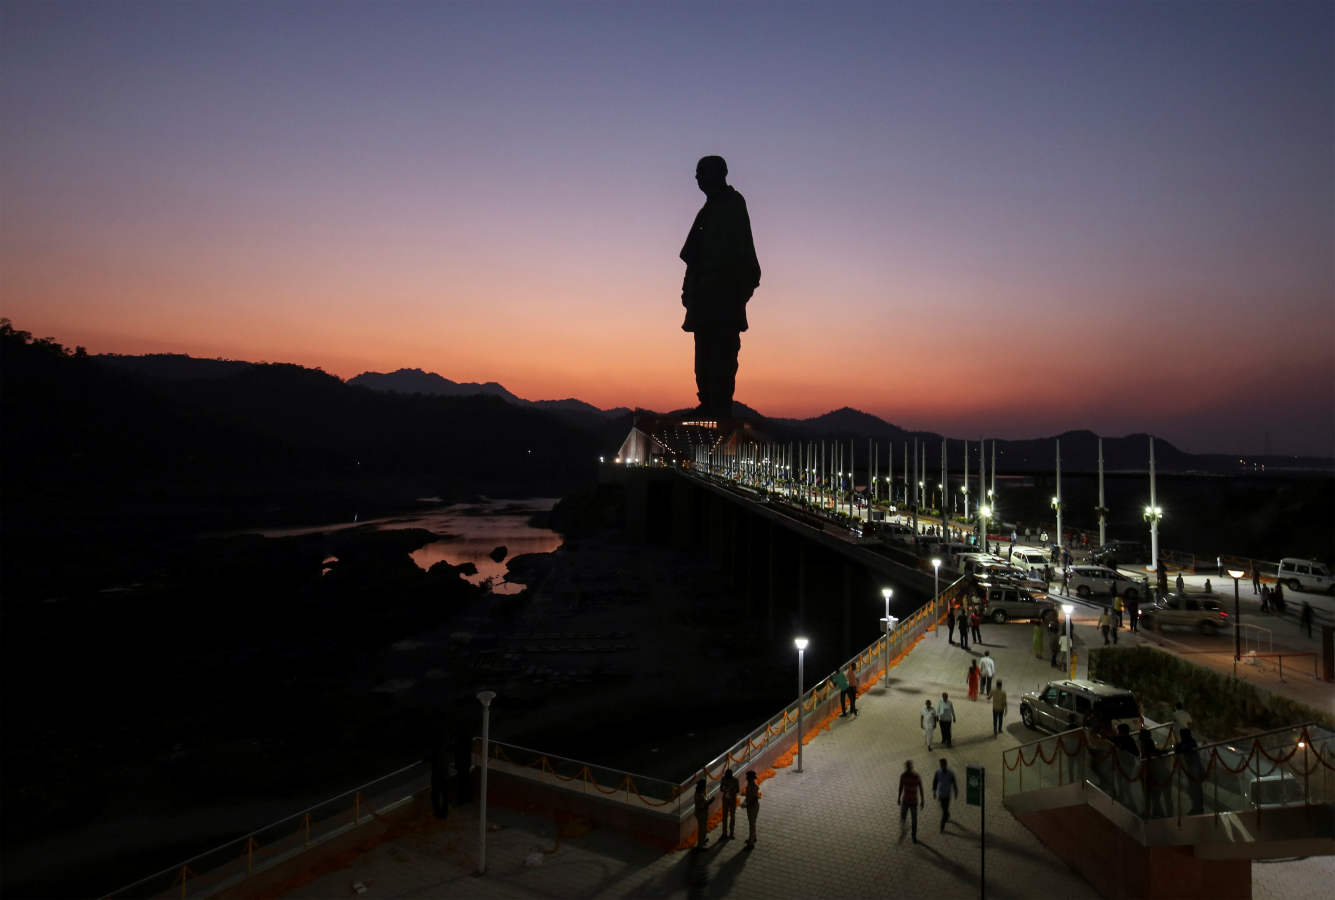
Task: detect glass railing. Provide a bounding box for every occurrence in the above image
[1004,722,1335,822]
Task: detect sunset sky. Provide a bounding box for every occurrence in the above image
[3,1,1331,456]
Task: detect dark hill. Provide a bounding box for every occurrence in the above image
[0,324,616,601]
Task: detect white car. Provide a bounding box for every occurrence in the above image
[1064,565,1145,600]
[1276,558,1334,594]
[1010,546,1051,574]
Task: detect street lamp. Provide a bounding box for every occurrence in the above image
[476,690,497,874]
[881,587,893,686]
[1144,505,1164,576]
[980,504,992,551]
[1228,568,1245,666]
[1061,604,1074,677]
[794,637,808,773]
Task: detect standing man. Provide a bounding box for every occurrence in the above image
[1251,568,1261,595]
[742,770,760,849]
[978,650,996,696]
[932,759,959,832]
[844,665,860,717]
[936,692,956,748]
[1128,591,1140,633]
[832,667,851,717]
[947,605,957,645]
[718,769,739,840]
[992,679,1008,737]
[898,761,925,843]
[679,155,761,420]
[693,779,711,850]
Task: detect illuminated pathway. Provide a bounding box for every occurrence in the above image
[253,616,1330,899]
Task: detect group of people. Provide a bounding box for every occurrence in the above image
[920,667,1009,751]
[946,602,982,649]
[1092,702,1204,818]
[694,768,761,851]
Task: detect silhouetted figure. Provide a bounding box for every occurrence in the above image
[680,155,761,419]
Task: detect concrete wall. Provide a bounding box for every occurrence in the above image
[1017,803,1251,899]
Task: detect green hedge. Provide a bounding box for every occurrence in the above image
[1088,646,1333,739]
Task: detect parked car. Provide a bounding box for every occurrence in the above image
[1276,558,1335,594]
[975,581,1057,624]
[1090,540,1146,569]
[1019,678,1145,735]
[1064,565,1144,600]
[1138,593,1230,635]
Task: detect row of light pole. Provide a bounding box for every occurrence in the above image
[792,582,907,774]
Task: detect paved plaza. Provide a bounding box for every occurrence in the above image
[255,613,1331,899]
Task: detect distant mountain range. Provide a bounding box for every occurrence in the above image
[86,353,1330,473]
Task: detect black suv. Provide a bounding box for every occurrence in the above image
[1089,540,1145,570]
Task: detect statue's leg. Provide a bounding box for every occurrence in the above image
[693,332,711,412]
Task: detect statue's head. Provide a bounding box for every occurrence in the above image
[695,155,728,195]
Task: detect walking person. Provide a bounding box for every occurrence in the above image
[1112,593,1125,631]
[742,770,760,849]
[1098,609,1111,645]
[693,779,712,850]
[718,769,739,840]
[1049,622,1062,668]
[1251,568,1261,595]
[978,650,995,696]
[958,607,971,650]
[932,759,959,832]
[1127,592,1140,633]
[966,659,980,701]
[921,699,938,750]
[992,679,1007,737]
[969,607,982,644]
[898,761,925,843]
[1058,630,1071,671]
[1176,572,1185,595]
[936,693,956,748]
[1273,580,1285,613]
[1260,584,1271,614]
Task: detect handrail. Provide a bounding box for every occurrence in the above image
[103,759,428,898]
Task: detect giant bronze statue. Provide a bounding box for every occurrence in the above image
[680,155,761,420]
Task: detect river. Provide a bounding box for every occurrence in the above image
[252,497,564,593]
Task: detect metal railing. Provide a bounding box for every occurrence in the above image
[484,740,684,812]
[682,583,960,798]
[104,761,429,899]
[1003,722,1335,823]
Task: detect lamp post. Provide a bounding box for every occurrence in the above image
[932,558,942,637]
[881,588,894,685]
[980,504,991,551]
[794,637,808,772]
[1228,568,1245,667]
[1061,604,1074,677]
[1144,505,1163,583]
[476,690,497,874]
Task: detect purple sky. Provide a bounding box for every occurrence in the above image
[2,1,1331,455]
